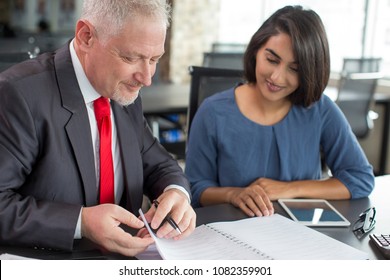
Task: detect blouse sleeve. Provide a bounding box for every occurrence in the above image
[185,98,219,207]
[320,96,374,198]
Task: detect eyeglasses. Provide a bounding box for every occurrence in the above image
[352,207,376,234]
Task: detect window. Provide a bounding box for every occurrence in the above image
[218,0,390,77]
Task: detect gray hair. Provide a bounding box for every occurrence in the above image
[81,0,172,41]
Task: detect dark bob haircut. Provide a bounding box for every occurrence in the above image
[243,5,330,107]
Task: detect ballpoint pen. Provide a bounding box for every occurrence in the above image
[153,200,182,234]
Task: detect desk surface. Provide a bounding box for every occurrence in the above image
[1,176,389,260]
[140,83,190,115]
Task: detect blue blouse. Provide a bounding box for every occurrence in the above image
[185,87,375,207]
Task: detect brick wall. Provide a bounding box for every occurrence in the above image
[170,0,221,84]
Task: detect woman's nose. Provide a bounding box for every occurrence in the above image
[270,66,286,82]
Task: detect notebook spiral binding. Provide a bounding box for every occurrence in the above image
[206,224,274,260]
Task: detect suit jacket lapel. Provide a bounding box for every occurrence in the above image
[54,44,98,206]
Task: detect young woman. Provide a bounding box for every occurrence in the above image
[185,5,374,217]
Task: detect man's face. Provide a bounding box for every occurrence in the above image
[84,18,166,106]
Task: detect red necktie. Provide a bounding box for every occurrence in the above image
[94,97,114,204]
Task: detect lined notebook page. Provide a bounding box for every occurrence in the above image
[138,210,368,260]
[210,214,368,260]
[138,209,268,259]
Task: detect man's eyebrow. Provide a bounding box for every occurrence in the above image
[152,52,165,60]
[123,51,165,60]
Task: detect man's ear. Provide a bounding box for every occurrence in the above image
[74,20,96,51]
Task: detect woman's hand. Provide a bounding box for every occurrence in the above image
[227,182,275,217]
[251,177,294,200]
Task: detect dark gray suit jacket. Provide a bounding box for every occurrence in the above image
[0,43,190,251]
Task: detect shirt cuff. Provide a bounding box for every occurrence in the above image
[164,184,191,203]
[74,208,82,239]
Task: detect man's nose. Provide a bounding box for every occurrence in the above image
[135,62,154,87]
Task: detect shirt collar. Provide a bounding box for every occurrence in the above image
[69,39,101,104]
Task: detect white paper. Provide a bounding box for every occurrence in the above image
[138,209,369,260]
[210,214,368,260]
[138,209,265,259]
[0,253,35,260]
[135,244,162,260]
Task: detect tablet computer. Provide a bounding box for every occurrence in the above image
[278,199,350,227]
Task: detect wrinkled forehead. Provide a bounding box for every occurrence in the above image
[103,18,166,58]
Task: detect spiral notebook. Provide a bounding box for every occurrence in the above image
[138,210,368,260]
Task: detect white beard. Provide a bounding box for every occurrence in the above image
[111,90,140,107]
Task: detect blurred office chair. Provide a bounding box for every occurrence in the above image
[211,42,247,53]
[336,72,382,139]
[0,52,32,72]
[342,57,382,75]
[202,52,244,70]
[187,66,245,137]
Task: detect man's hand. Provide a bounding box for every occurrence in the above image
[81,204,154,257]
[143,189,196,240]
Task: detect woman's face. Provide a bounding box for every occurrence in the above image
[254,33,300,104]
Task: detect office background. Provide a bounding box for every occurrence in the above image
[1,0,389,79]
[1,0,390,174]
